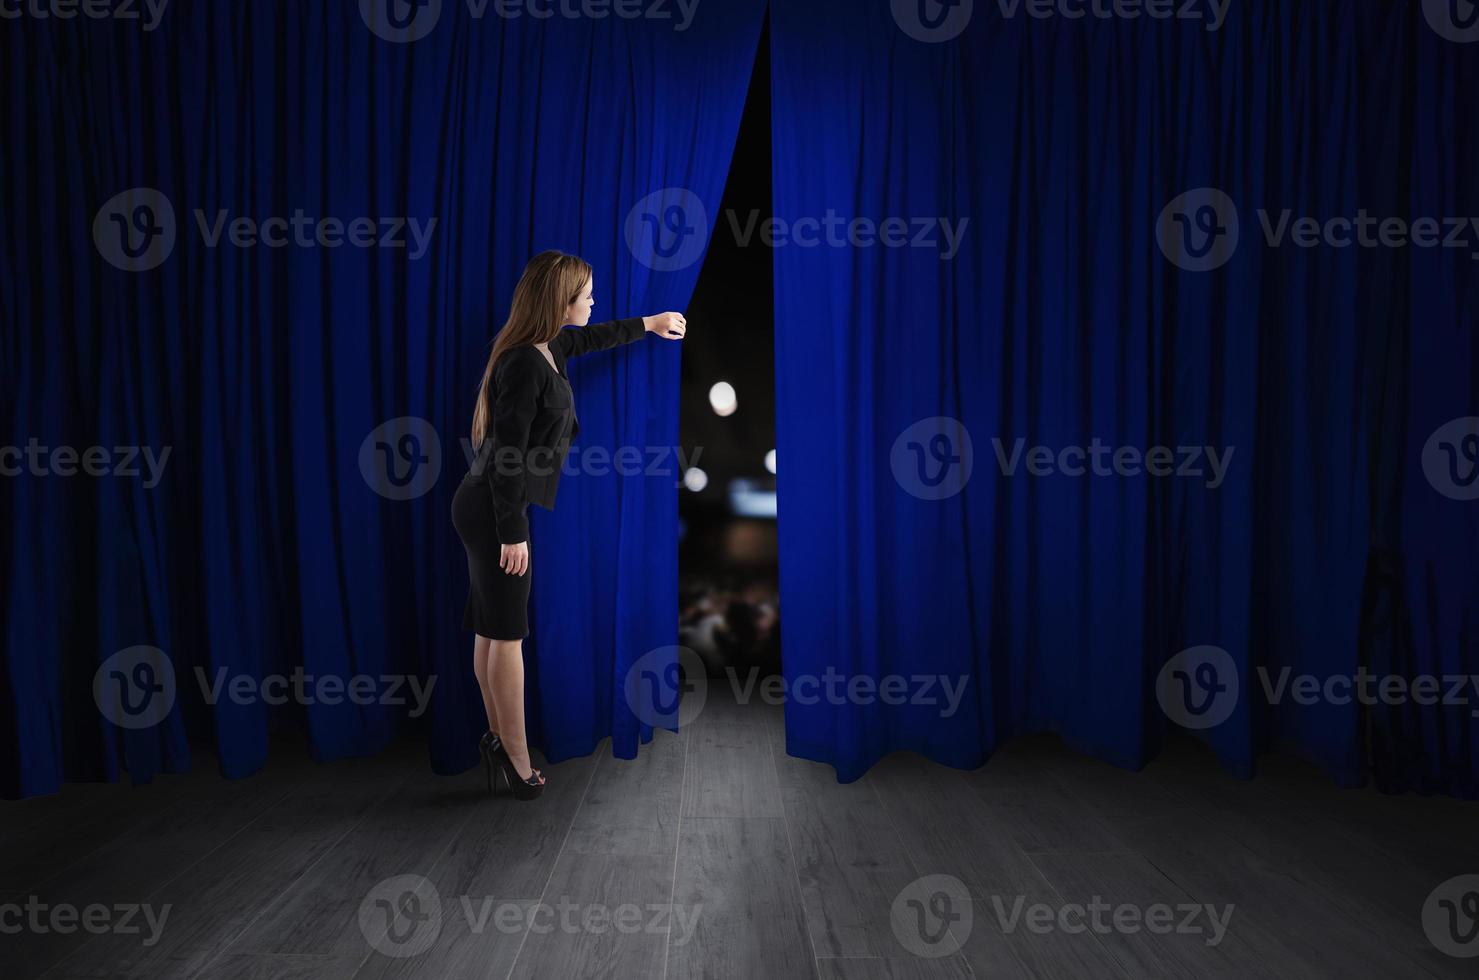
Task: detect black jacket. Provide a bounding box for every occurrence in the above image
[466,317,647,544]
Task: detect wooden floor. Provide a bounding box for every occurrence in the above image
[5,690,1477,979]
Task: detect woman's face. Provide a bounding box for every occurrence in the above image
[565,276,594,326]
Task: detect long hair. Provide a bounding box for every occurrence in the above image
[471,250,592,445]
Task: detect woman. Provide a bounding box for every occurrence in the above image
[451,250,686,800]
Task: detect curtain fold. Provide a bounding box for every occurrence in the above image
[0,0,766,799]
[771,0,1478,795]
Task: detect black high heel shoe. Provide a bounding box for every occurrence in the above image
[489,744,545,801]
[478,731,503,796]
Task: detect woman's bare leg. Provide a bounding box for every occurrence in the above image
[472,634,499,739]
[489,638,544,783]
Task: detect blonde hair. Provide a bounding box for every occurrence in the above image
[471,250,591,445]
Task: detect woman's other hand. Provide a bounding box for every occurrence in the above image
[500,541,529,576]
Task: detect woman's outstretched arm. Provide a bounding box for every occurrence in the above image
[548,317,644,360]
[549,312,687,359]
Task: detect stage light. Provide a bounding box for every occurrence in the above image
[764,449,776,474]
[727,478,777,518]
[709,381,737,417]
[683,467,709,492]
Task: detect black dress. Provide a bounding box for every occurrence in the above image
[452,318,647,640]
[452,468,534,639]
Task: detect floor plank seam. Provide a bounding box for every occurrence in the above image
[349,769,485,977]
[502,737,605,980]
[660,722,691,980]
[865,765,978,979]
[1016,823,1133,977]
[186,766,416,976]
[765,706,823,980]
[10,789,200,904]
[33,780,304,980]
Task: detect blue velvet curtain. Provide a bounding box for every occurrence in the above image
[0,0,765,799]
[772,0,1479,795]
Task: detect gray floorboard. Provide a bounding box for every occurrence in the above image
[6,701,1475,979]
